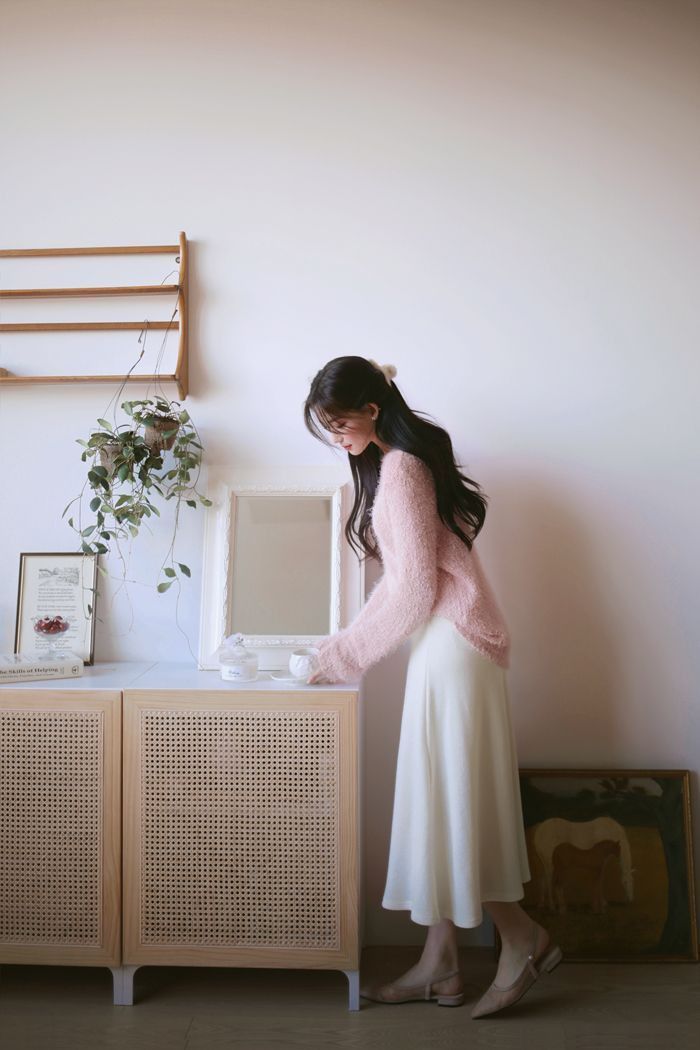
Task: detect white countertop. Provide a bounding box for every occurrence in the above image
[0,661,360,692]
[131,661,360,692]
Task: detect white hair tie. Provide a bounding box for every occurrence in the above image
[368,359,397,385]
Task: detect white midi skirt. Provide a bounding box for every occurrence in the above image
[381,614,532,928]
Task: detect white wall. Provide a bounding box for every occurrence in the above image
[1,0,698,947]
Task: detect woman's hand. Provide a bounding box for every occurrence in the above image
[307,670,334,685]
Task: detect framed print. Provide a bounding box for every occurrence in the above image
[513,769,698,962]
[14,552,98,664]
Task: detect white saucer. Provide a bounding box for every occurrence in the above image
[269,670,310,682]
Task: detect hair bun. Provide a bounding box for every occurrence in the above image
[368,358,397,385]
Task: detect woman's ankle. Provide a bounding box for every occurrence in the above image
[484,902,537,946]
[499,917,542,955]
[419,944,460,972]
[418,917,459,972]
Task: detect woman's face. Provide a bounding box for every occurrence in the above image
[322,403,383,455]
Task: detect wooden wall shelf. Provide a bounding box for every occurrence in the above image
[0,232,188,399]
[0,284,180,299]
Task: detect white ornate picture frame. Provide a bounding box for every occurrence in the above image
[198,464,365,669]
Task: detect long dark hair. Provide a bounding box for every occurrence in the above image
[303,356,488,563]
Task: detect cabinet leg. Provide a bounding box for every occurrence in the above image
[342,968,360,1010]
[110,964,140,1005]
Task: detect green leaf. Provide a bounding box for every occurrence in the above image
[157,580,173,593]
[117,464,130,482]
[81,525,96,536]
[164,567,176,578]
[92,465,108,478]
[178,563,191,577]
[178,410,190,423]
[89,496,101,512]
[67,517,74,528]
[96,418,112,430]
[186,499,196,508]
[129,525,139,537]
[94,543,108,554]
[200,497,213,507]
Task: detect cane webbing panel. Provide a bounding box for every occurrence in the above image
[0,710,103,945]
[139,709,340,948]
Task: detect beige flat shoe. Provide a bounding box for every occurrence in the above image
[360,967,465,1006]
[470,923,563,1019]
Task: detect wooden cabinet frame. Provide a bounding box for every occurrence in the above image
[0,682,361,1009]
[0,691,121,967]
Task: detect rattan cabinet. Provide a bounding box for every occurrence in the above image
[0,666,362,1010]
[120,685,360,1008]
[0,689,122,970]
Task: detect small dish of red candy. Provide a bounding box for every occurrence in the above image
[33,616,70,635]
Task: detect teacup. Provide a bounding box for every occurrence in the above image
[289,647,320,679]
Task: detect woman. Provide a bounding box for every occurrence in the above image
[303,356,562,1018]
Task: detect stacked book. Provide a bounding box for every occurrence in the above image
[0,652,85,683]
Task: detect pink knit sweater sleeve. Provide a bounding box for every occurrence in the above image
[314,452,438,683]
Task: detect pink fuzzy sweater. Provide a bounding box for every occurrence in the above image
[315,449,511,683]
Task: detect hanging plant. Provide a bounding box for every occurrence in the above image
[126,395,182,452]
[63,399,211,593]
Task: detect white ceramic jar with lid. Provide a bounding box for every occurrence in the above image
[217,632,259,682]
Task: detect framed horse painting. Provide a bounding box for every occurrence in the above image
[515,769,698,962]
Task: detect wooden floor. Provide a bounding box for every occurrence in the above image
[1,946,698,1049]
